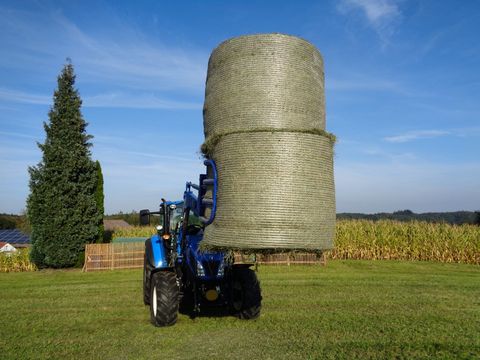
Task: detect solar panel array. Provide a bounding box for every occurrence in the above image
[0,229,30,244]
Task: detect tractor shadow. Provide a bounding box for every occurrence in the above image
[179,306,232,319]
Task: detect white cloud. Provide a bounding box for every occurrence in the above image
[84,92,201,110]
[0,131,39,140]
[384,130,450,143]
[0,88,50,105]
[0,87,202,110]
[362,147,416,161]
[0,7,208,110]
[337,0,401,42]
[51,13,207,93]
[343,0,399,24]
[384,127,480,143]
[0,8,208,94]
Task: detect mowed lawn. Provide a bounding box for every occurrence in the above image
[1,261,479,359]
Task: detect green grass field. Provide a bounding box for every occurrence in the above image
[0,261,479,359]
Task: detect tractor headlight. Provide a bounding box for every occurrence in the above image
[170,204,177,210]
[156,225,163,231]
[217,261,225,277]
[196,260,205,277]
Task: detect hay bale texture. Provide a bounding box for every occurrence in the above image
[201,34,335,251]
[203,34,326,138]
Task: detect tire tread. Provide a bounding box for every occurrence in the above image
[150,271,179,327]
[232,268,262,320]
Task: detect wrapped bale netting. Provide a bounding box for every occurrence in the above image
[203,34,326,138]
[201,34,335,251]
[202,132,335,250]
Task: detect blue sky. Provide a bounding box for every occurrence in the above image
[0,0,479,214]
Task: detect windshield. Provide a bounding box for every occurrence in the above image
[169,204,184,230]
[157,204,202,231]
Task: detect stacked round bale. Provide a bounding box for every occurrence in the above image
[201,34,335,251]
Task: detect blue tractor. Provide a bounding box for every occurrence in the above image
[141,159,262,327]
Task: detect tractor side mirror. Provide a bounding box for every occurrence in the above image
[139,209,150,226]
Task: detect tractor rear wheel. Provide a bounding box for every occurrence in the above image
[231,267,262,319]
[150,271,179,327]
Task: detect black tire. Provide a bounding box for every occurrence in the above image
[143,257,150,305]
[231,267,262,320]
[150,271,179,327]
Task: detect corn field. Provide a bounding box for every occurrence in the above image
[0,249,37,272]
[113,220,480,265]
[112,227,156,239]
[332,220,480,264]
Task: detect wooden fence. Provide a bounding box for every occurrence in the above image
[83,243,326,272]
[83,243,145,271]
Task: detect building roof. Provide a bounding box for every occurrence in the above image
[0,229,30,244]
[103,219,133,231]
[0,242,17,252]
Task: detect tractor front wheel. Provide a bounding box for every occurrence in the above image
[231,267,262,319]
[150,271,179,327]
[143,257,150,305]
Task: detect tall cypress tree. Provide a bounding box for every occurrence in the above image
[95,160,105,243]
[27,61,101,268]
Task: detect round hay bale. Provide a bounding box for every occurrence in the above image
[203,33,326,138]
[202,131,335,250]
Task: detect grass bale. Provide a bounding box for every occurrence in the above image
[202,131,335,251]
[203,33,326,138]
[201,34,335,251]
